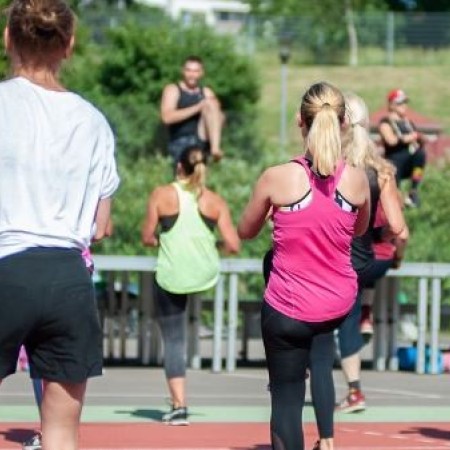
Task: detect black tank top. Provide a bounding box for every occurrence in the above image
[380,117,416,154]
[168,84,205,141]
[351,167,380,275]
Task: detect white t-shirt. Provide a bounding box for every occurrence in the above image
[0,77,120,258]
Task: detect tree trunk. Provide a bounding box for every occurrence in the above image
[345,0,358,66]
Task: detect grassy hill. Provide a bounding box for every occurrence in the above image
[255,52,450,160]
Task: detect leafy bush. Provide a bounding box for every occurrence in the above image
[404,163,450,262]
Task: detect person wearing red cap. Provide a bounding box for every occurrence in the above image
[378,89,426,207]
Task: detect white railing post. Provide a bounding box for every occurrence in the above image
[374,278,388,371]
[387,278,400,371]
[187,294,202,370]
[212,275,225,373]
[226,273,239,372]
[416,278,428,374]
[430,278,441,374]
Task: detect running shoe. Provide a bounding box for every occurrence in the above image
[405,190,420,208]
[360,305,374,336]
[22,432,42,450]
[335,389,366,413]
[162,406,189,426]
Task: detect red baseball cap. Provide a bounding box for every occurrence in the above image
[387,89,408,104]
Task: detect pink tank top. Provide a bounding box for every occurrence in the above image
[265,156,358,322]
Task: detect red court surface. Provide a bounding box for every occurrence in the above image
[1,422,450,449]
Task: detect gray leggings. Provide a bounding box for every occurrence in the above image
[154,280,188,379]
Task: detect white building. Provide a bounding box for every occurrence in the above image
[137,0,250,32]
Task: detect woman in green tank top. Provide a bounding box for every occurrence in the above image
[142,146,239,425]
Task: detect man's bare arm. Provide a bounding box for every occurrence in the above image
[160,84,204,125]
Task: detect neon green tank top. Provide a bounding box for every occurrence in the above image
[156,182,220,294]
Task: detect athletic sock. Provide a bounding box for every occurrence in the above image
[348,380,361,391]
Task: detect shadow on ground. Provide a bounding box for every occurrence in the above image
[115,409,165,421]
[0,428,36,444]
[114,408,209,422]
[402,426,450,441]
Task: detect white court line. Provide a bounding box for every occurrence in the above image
[0,392,269,399]
[227,373,442,399]
[388,434,407,439]
[363,431,383,436]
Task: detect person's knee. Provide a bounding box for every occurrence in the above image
[202,97,220,113]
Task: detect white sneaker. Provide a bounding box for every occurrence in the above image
[23,432,42,450]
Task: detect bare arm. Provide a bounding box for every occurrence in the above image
[379,121,419,146]
[105,219,113,237]
[93,198,112,241]
[238,170,272,240]
[142,188,161,247]
[160,84,203,125]
[379,175,409,240]
[216,199,240,254]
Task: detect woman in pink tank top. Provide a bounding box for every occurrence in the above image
[238,82,370,450]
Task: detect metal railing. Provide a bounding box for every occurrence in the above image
[93,256,449,375]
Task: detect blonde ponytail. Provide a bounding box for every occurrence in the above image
[306,104,342,176]
[343,92,396,180]
[300,82,345,177]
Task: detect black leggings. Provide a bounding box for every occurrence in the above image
[263,248,335,441]
[309,331,335,439]
[154,280,188,379]
[262,301,344,450]
[387,146,426,186]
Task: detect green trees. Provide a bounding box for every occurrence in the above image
[404,165,450,262]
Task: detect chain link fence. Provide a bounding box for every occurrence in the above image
[241,12,450,66]
[79,7,450,66]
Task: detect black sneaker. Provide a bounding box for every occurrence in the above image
[161,406,189,426]
[22,432,42,450]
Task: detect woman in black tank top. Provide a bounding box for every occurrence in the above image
[308,93,409,450]
[378,89,426,207]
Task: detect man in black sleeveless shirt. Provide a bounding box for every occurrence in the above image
[161,55,224,164]
[378,89,426,207]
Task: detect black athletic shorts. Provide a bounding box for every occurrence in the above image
[0,247,103,383]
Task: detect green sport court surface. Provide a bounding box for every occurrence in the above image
[0,368,449,449]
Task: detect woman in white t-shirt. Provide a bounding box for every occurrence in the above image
[0,1,119,449]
